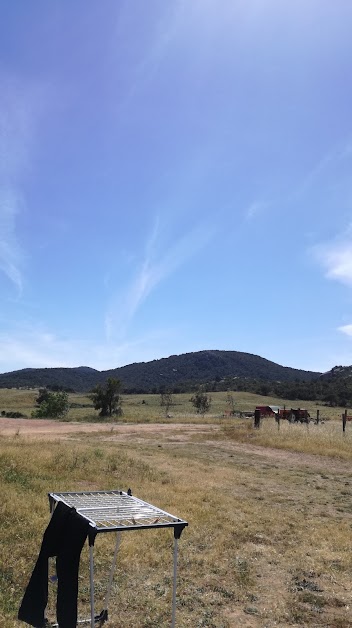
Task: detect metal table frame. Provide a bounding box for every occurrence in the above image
[48,490,188,627]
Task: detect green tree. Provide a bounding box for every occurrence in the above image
[191,387,211,415]
[160,391,173,416]
[258,383,270,396]
[89,378,122,417]
[32,391,69,419]
[35,388,50,406]
[226,391,236,415]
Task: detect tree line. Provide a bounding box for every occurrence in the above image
[31,380,213,419]
[22,373,352,421]
[129,376,352,407]
[157,375,352,407]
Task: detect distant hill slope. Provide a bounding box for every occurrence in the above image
[104,350,320,392]
[320,365,352,380]
[0,350,320,393]
[0,366,101,392]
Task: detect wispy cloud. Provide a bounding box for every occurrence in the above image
[110,3,185,114]
[338,324,352,337]
[313,226,352,343]
[105,216,214,339]
[0,72,48,294]
[0,189,24,294]
[0,76,31,293]
[295,140,352,200]
[307,141,352,185]
[0,324,175,373]
[0,328,78,371]
[313,226,352,286]
[245,200,269,221]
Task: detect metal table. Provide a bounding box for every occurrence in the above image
[48,490,188,627]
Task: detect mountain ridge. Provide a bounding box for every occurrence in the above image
[0,350,321,393]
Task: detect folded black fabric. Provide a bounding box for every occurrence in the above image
[18,501,90,628]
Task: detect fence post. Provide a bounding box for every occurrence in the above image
[343,409,347,433]
[316,409,320,425]
[254,409,261,429]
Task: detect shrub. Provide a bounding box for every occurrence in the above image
[32,391,69,419]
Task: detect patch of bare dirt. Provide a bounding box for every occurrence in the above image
[201,439,352,474]
[1,418,351,476]
[0,417,212,439]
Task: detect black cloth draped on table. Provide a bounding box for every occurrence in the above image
[18,501,90,628]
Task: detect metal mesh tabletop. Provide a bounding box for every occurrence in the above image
[49,490,187,533]
[46,490,187,627]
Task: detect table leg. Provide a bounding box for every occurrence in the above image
[171,537,178,628]
[89,545,95,627]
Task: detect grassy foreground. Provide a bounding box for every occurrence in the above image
[1,418,352,627]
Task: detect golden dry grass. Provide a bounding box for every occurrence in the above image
[221,416,352,461]
[0,387,346,425]
[1,411,352,627]
[1,389,352,626]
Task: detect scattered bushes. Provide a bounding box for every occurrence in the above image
[190,387,212,415]
[32,391,69,419]
[89,378,122,417]
[1,411,27,418]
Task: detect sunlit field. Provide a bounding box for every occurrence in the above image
[221,416,352,461]
[0,388,346,423]
[1,389,352,626]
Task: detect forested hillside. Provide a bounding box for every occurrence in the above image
[0,350,319,392]
[1,351,352,406]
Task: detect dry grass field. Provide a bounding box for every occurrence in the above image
[1,389,352,627]
[0,388,345,423]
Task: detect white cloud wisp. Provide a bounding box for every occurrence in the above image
[313,228,352,341]
[338,324,352,337]
[313,226,352,287]
[0,324,176,373]
[0,72,49,294]
[105,217,214,340]
[0,189,24,294]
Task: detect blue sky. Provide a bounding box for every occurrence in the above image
[1,0,352,374]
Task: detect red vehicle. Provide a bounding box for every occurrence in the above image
[255,405,280,417]
[279,408,310,423]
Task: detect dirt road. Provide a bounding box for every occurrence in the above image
[1,417,351,475]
